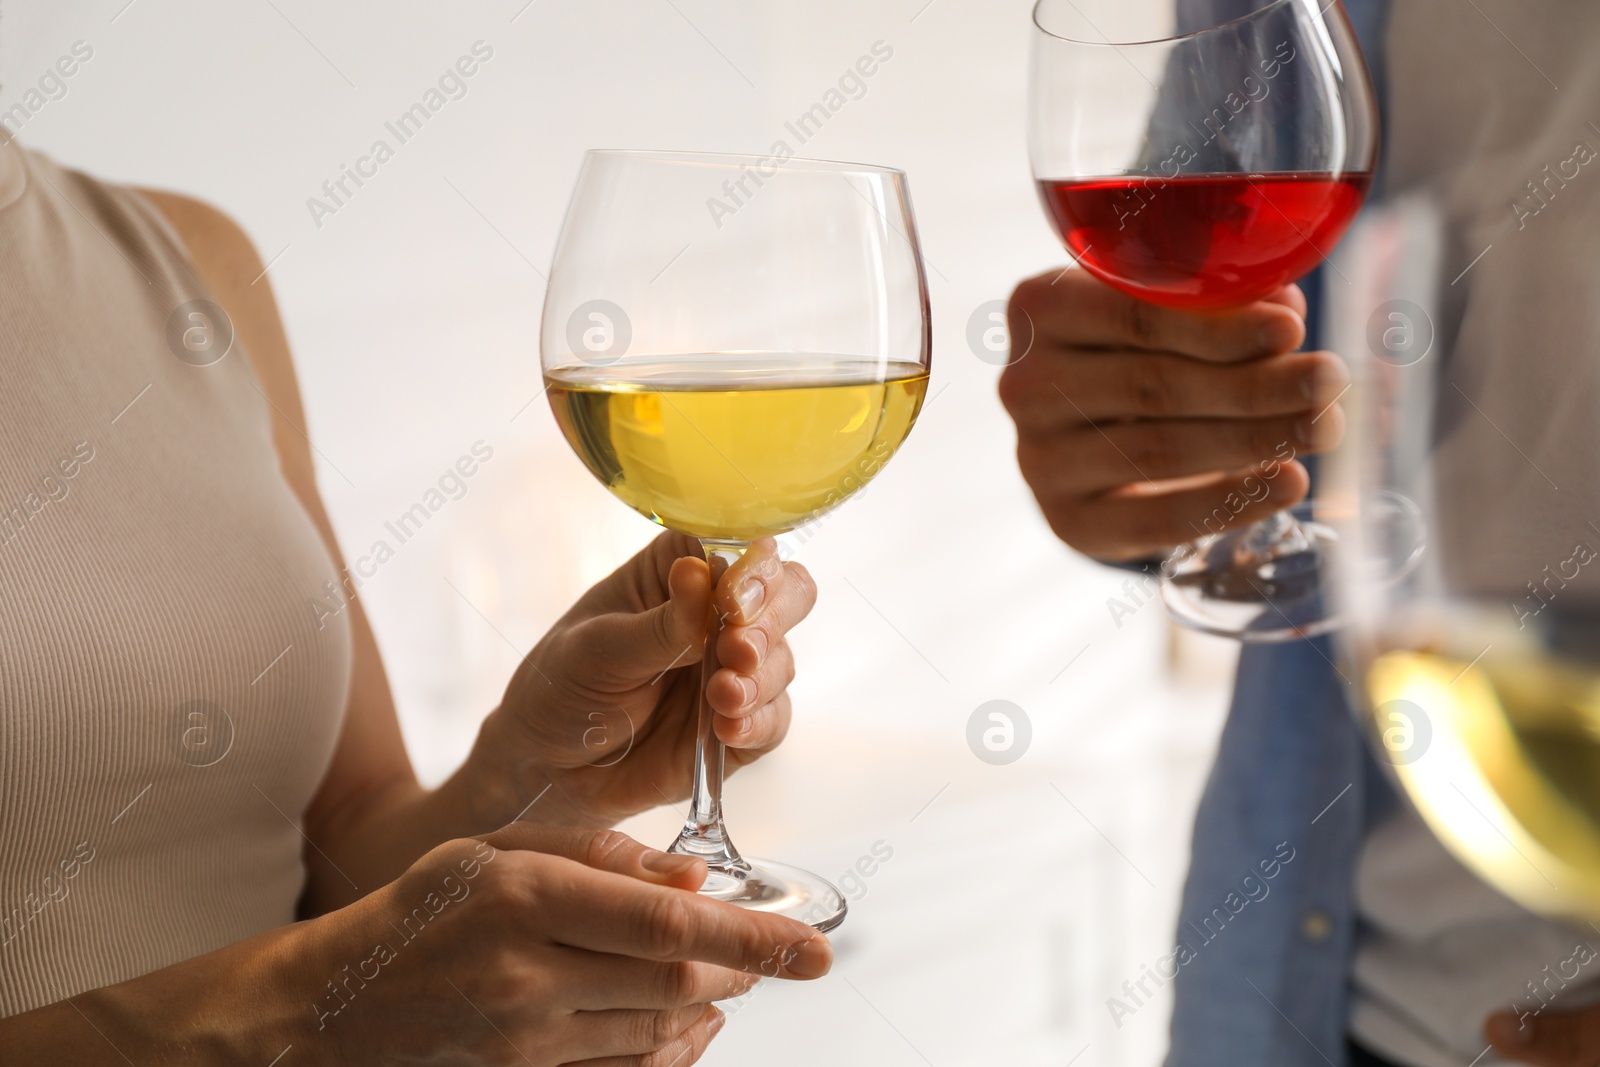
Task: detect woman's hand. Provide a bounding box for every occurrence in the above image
[29,824,830,1066]
[998,270,1348,562]
[472,533,817,829]
[296,823,830,1065]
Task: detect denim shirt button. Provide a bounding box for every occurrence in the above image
[1301,909,1333,943]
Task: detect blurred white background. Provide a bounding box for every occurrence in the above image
[2,2,1239,1062]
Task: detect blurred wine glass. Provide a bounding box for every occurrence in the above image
[1329,194,1600,920]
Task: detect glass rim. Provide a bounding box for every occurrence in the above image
[583,148,907,179]
[1031,0,1294,47]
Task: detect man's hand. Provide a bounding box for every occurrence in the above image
[998,269,1350,561]
[474,533,815,829]
[1488,1004,1600,1066]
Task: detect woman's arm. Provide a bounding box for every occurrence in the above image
[138,190,508,912]
[0,826,829,1066]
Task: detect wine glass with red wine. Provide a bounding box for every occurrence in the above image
[1029,0,1379,641]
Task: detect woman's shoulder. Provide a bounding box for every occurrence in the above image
[135,188,266,297]
[134,186,319,489]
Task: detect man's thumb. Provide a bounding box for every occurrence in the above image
[1488,1005,1600,1066]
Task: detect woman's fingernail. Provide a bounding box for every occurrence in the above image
[786,937,833,979]
[642,851,699,875]
[744,627,768,662]
[736,676,758,709]
[735,577,765,618]
[707,1009,727,1037]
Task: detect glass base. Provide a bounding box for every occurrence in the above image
[1161,501,1339,642]
[689,857,847,933]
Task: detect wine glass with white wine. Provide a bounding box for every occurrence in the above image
[1330,200,1600,919]
[540,150,931,931]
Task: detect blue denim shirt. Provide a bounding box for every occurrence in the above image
[1161,3,1395,1064]
[1164,640,1397,1065]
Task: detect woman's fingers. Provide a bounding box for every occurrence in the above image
[715,692,792,752]
[546,533,818,701]
[563,1005,708,1061]
[562,553,712,688]
[706,642,795,719]
[702,542,811,739]
[713,538,783,626]
[705,541,802,746]
[478,826,707,892]
[715,561,814,671]
[519,857,831,979]
[576,531,703,615]
[555,950,760,1011]
[714,544,817,632]
[567,1006,725,1067]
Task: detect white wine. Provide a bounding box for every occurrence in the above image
[546,357,928,542]
[1364,605,1600,918]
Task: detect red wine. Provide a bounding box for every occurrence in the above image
[1038,172,1372,310]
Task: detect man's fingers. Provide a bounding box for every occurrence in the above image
[1003,348,1348,428]
[1487,1007,1600,1066]
[527,859,831,979]
[1262,283,1309,318]
[478,825,708,892]
[1018,408,1342,498]
[1041,462,1311,561]
[1010,269,1305,363]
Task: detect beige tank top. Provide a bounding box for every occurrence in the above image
[0,142,353,1017]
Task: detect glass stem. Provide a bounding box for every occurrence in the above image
[1244,507,1296,550]
[667,538,750,874]
[1240,508,1313,558]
